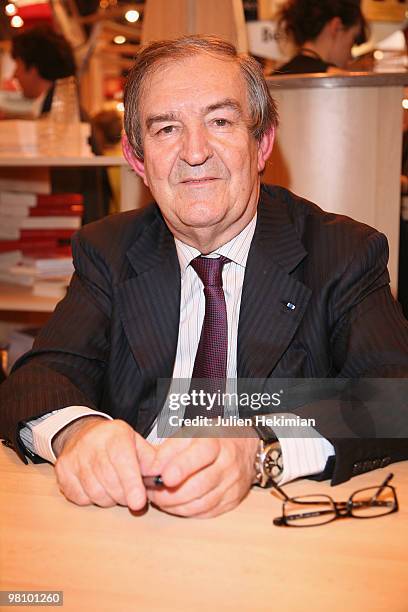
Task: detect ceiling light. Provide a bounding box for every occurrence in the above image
[5,3,17,16]
[125,9,139,23]
[11,15,24,27]
[113,35,126,45]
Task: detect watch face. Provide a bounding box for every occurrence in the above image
[265,446,283,479]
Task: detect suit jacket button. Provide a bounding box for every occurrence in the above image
[352,462,362,475]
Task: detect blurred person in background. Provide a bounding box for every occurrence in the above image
[9,24,110,223]
[11,24,76,117]
[92,109,123,214]
[275,0,368,74]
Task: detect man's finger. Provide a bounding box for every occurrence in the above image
[160,438,219,487]
[148,436,193,476]
[106,432,156,510]
[147,459,222,508]
[134,432,159,475]
[93,454,128,506]
[55,468,92,506]
[77,464,117,507]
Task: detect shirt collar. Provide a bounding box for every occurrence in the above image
[174,213,257,277]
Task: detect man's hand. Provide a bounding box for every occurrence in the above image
[53,417,156,510]
[146,430,259,518]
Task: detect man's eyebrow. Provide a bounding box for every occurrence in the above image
[205,99,243,115]
[145,99,243,130]
[145,112,179,130]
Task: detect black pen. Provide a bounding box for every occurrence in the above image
[142,475,164,489]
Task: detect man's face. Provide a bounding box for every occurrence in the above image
[13,58,42,99]
[131,53,273,248]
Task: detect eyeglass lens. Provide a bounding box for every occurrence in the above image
[283,495,336,527]
[350,486,396,518]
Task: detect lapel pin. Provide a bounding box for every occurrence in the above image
[286,302,296,311]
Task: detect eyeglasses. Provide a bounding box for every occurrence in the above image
[271,473,399,527]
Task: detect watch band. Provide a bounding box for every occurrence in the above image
[252,424,278,444]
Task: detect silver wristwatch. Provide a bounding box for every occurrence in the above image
[254,435,283,488]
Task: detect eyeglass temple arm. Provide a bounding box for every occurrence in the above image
[369,473,394,503]
[269,478,292,501]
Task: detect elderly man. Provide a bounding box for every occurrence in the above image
[1,36,407,518]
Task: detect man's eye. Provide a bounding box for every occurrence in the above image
[158,125,176,135]
[213,119,230,127]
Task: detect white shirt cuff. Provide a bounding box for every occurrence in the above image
[268,413,335,485]
[31,406,112,464]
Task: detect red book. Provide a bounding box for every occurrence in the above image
[0,239,58,253]
[29,205,83,217]
[0,191,84,208]
[36,193,84,206]
[21,245,72,257]
[19,229,76,241]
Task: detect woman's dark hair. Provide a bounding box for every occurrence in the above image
[277,0,369,47]
[11,24,76,81]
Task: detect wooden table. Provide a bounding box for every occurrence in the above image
[0,445,407,612]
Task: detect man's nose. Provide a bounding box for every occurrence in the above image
[180,125,213,166]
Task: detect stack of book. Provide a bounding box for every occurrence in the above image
[0,120,93,157]
[0,174,82,298]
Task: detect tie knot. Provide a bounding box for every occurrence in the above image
[191,255,230,287]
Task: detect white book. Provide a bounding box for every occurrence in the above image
[0,191,38,206]
[0,203,31,216]
[0,216,81,239]
[10,264,73,279]
[0,250,22,268]
[32,278,70,298]
[0,228,20,240]
[8,216,80,229]
[0,269,34,286]
[21,255,74,274]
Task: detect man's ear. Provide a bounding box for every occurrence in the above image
[327,16,343,37]
[122,134,148,186]
[257,127,275,173]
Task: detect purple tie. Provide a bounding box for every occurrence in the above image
[186,255,230,418]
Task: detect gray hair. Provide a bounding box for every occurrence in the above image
[124,35,278,160]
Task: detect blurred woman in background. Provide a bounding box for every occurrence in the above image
[276,0,368,74]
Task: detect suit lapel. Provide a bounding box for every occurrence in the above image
[117,210,180,407]
[238,186,311,378]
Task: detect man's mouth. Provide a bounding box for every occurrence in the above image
[180,177,218,184]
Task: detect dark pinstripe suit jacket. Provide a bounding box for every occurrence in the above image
[1,185,408,483]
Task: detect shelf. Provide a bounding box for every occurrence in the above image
[0,283,60,313]
[0,155,128,167]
